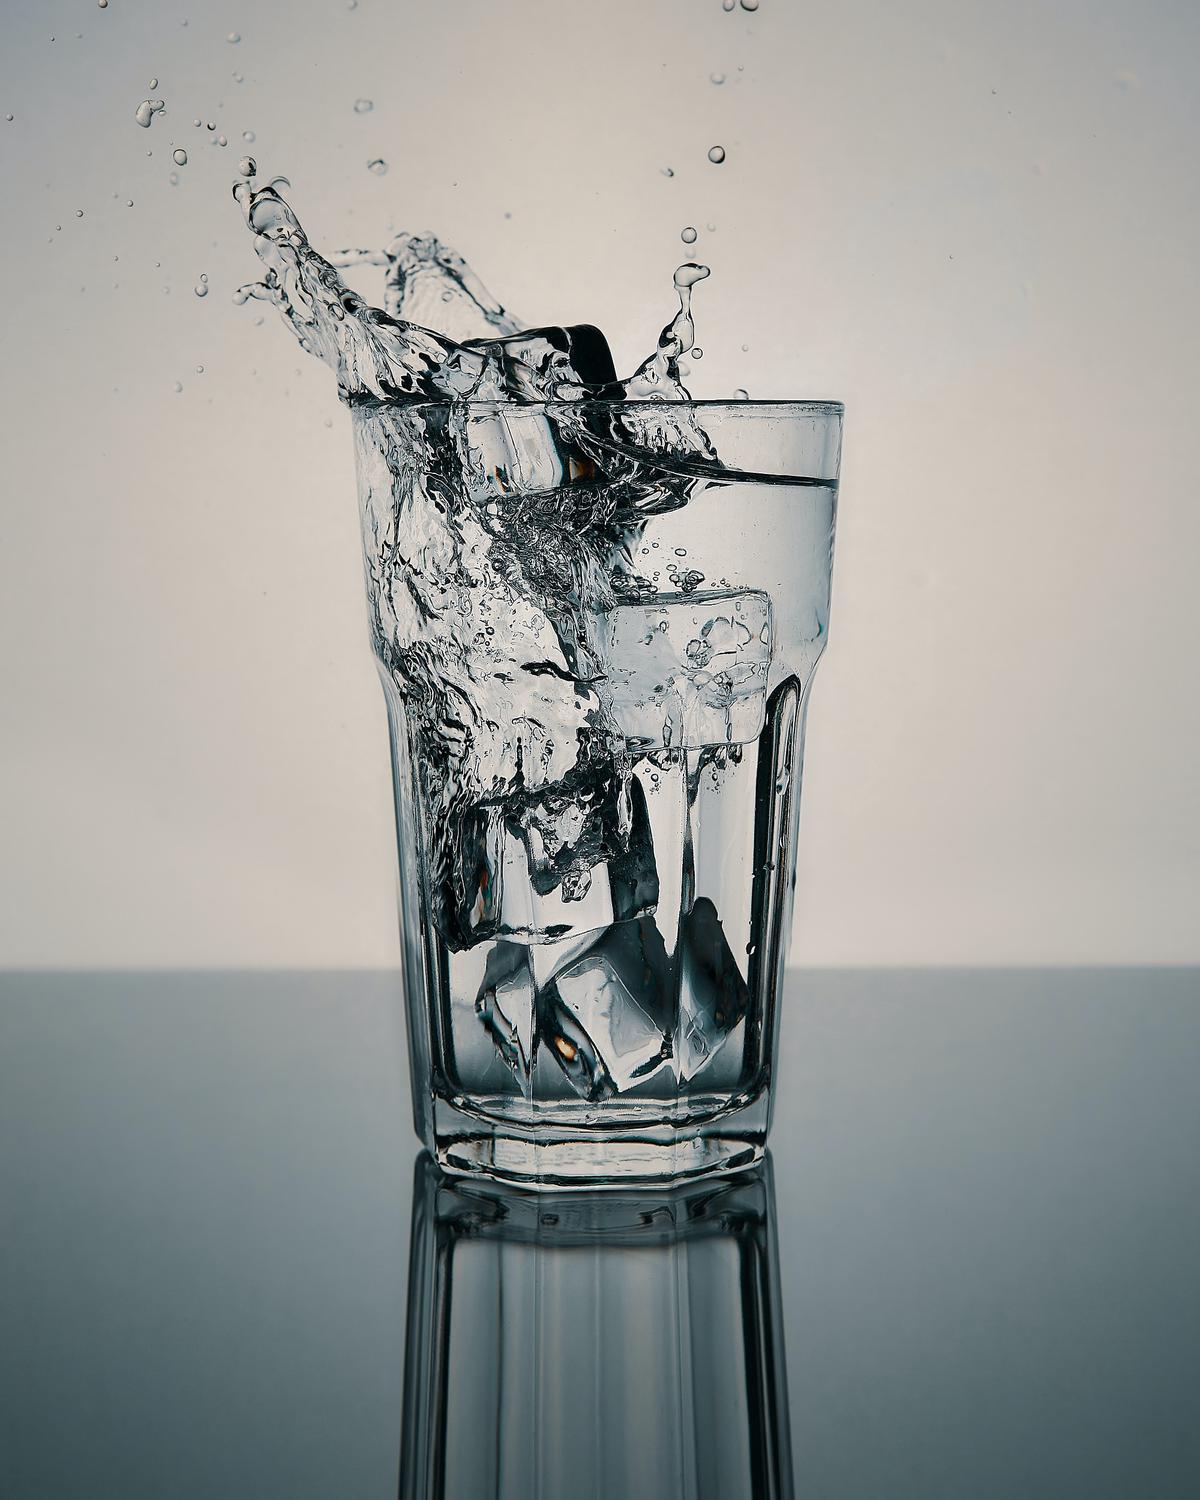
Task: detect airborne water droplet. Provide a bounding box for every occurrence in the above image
[354,97,373,113]
[227,32,240,44]
[134,98,165,128]
[97,0,108,8]
[5,113,12,122]
[692,347,703,359]
[169,172,179,184]
[149,78,158,89]
[722,0,735,9]
[174,381,183,393]
[243,130,256,142]
[173,148,187,165]
[680,226,697,244]
[217,134,228,146]
[733,387,750,400]
[238,155,256,177]
[194,283,208,297]
[661,166,675,178]
[710,71,726,84]
[707,145,726,164]
[740,0,759,9]
[75,208,83,217]
[367,157,388,175]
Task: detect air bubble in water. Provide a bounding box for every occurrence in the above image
[173,148,187,165]
[680,226,697,244]
[238,155,256,177]
[707,145,726,164]
[354,97,373,113]
[134,98,165,128]
[367,157,388,175]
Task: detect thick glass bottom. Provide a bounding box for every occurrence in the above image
[430,1092,769,1189]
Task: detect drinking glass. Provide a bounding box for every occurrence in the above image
[354,398,842,1184]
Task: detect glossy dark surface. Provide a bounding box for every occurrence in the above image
[2,969,1198,1498]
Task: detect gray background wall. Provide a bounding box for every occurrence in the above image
[1,0,1197,968]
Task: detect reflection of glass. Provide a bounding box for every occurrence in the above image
[399,1151,793,1499]
[362,400,842,1184]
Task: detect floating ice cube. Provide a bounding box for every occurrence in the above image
[540,919,674,1098]
[676,897,750,1082]
[602,589,773,751]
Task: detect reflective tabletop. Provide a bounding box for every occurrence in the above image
[2,970,1198,1498]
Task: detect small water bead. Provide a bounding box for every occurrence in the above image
[173,148,187,165]
[126,198,134,207]
[367,157,388,175]
[722,0,735,9]
[169,171,179,184]
[195,365,204,374]
[710,71,726,84]
[740,0,759,9]
[242,130,256,143]
[692,347,703,359]
[227,32,240,44]
[97,0,107,8]
[5,114,12,122]
[733,387,750,400]
[237,155,256,176]
[134,98,165,128]
[75,208,84,217]
[741,342,749,351]
[193,283,208,297]
[149,77,158,89]
[216,134,228,146]
[206,122,215,131]
[174,381,183,393]
[233,71,244,83]
[680,226,697,244]
[674,548,687,557]
[707,145,726,164]
[353,97,373,113]
[661,166,675,178]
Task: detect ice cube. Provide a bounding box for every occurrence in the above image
[602,589,773,751]
[448,774,660,948]
[540,918,674,1098]
[474,940,537,1078]
[676,897,750,1083]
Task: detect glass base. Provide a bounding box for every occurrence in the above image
[429,1093,769,1189]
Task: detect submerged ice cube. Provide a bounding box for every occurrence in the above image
[539,919,674,1099]
[603,589,773,751]
[449,774,660,949]
[676,896,750,1082]
[474,940,536,1078]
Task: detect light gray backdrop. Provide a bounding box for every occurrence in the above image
[1,0,1197,967]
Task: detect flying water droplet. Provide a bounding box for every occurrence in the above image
[226,32,240,44]
[722,0,735,9]
[238,155,256,177]
[233,70,244,83]
[174,381,183,393]
[692,347,703,359]
[242,130,256,142]
[4,113,12,122]
[169,171,179,185]
[195,364,204,374]
[354,97,373,113]
[680,226,697,244]
[134,98,165,128]
[97,0,108,8]
[149,77,158,89]
[733,387,750,399]
[194,282,208,297]
[740,0,759,9]
[661,166,675,177]
[216,134,228,146]
[707,145,726,164]
[173,147,187,165]
[367,157,388,175]
[710,71,726,84]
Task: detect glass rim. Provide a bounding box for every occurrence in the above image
[359,397,844,417]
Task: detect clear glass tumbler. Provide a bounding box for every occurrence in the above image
[354,398,842,1184]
